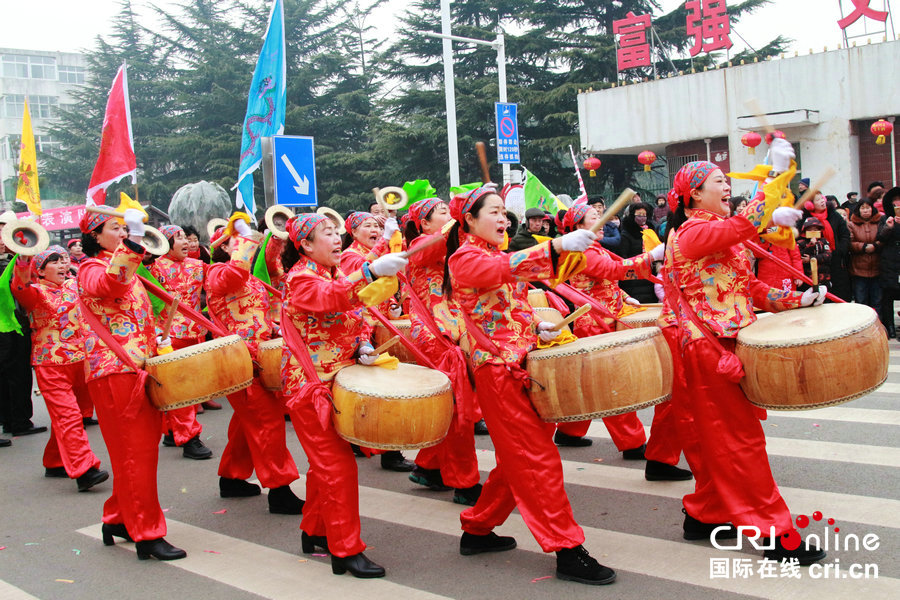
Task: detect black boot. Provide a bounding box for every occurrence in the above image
[161,431,176,447]
[331,552,385,578]
[182,436,212,460]
[82,417,99,426]
[622,444,646,460]
[556,545,616,585]
[380,450,414,472]
[682,508,737,541]
[219,477,261,498]
[268,485,304,515]
[473,419,489,436]
[645,460,693,481]
[453,483,483,506]
[763,533,826,565]
[77,467,109,492]
[554,431,593,447]
[135,538,187,561]
[409,466,451,491]
[350,444,366,457]
[301,531,329,554]
[102,523,133,546]
[459,531,517,556]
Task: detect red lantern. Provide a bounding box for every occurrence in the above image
[765,130,786,144]
[638,151,656,172]
[871,119,893,145]
[583,156,602,177]
[741,131,762,155]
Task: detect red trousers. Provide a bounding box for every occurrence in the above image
[161,337,203,445]
[218,379,299,489]
[460,364,584,553]
[555,412,646,450]
[413,335,480,488]
[680,337,793,535]
[37,363,100,478]
[89,373,167,542]
[288,382,365,558]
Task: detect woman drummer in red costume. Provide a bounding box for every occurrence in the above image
[445,186,616,585]
[77,209,185,561]
[280,213,408,578]
[402,197,482,505]
[660,145,827,565]
[554,204,692,480]
[10,248,107,491]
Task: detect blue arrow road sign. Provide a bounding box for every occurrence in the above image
[495,102,520,165]
[272,135,318,207]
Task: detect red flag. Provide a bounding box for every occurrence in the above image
[86,63,136,206]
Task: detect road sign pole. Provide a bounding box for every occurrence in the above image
[496,33,509,185]
[440,0,460,188]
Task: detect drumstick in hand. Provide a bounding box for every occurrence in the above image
[810,258,818,287]
[793,167,836,210]
[476,141,492,184]
[743,98,776,136]
[371,335,402,356]
[549,304,591,332]
[160,293,182,340]
[590,188,635,234]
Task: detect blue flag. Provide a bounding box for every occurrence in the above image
[235,0,286,219]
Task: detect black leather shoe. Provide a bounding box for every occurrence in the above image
[380,450,414,472]
[268,485,304,515]
[556,545,616,585]
[182,436,212,460]
[10,425,47,437]
[554,431,593,447]
[301,531,329,554]
[161,431,176,447]
[473,419,489,436]
[622,444,646,460]
[201,400,222,410]
[682,508,737,541]
[645,460,693,481]
[82,417,99,427]
[219,477,261,498]
[409,466,451,491]
[350,444,366,457]
[453,483,483,506]
[135,538,187,561]
[45,466,68,478]
[331,552,385,578]
[0,438,10,448]
[459,531,517,556]
[763,534,826,565]
[102,522,133,546]
[77,467,109,492]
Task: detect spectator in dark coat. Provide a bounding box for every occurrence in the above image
[618,201,657,303]
[848,198,883,310]
[877,187,900,337]
[507,207,544,252]
[799,191,852,301]
[797,218,832,289]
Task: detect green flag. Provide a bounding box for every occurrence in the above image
[448,181,483,197]
[402,179,437,204]
[522,167,564,215]
[0,256,23,334]
[252,231,273,287]
[136,263,167,316]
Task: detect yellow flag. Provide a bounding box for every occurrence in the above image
[16,99,41,215]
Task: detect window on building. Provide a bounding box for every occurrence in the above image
[29,95,59,119]
[1,55,57,79]
[36,135,61,156]
[29,56,56,80]
[58,65,85,84]
[668,154,699,186]
[2,55,29,78]
[1,95,26,118]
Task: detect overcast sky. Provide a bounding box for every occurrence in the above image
[2,0,897,58]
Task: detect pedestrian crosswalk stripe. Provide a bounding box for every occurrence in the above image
[767,406,900,426]
[0,580,40,600]
[875,383,900,394]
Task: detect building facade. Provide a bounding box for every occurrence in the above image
[578,39,900,200]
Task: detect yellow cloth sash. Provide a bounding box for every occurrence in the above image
[359,275,399,307]
[617,303,646,318]
[536,327,578,349]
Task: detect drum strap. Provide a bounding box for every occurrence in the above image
[279,309,338,431]
[396,272,452,348]
[552,282,622,332]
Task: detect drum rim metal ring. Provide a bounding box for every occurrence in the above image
[545,394,670,422]
[258,338,283,349]
[335,432,447,451]
[153,378,252,410]
[747,375,887,410]
[736,315,876,349]
[145,334,244,365]
[334,379,452,400]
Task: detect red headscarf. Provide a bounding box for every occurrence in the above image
[667,160,719,211]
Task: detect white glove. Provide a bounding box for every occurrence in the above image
[233,218,253,237]
[800,285,827,307]
[123,208,146,237]
[156,335,172,347]
[382,217,399,240]
[813,285,827,306]
[767,137,795,174]
[369,253,408,277]
[388,304,403,319]
[625,296,641,306]
[559,229,597,252]
[537,321,560,343]
[649,243,665,261]
[771,207,802,228]
[358,344,378,366]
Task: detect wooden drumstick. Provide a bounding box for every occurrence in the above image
[549,304,591,332]
[590,188,635,234]
[793,167,837,210]
[86,205,126,218]
[370,335,402,356]
[160,293,182,340]
[210,231,232,249]
[476,141,492,184]
[398,232,444,259]
[810,258,818,287]
[744,98,776,135]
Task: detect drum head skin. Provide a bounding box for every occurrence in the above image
[738,304,877,347]
[336,363,450,398]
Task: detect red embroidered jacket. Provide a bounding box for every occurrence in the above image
[407,234,463,344]
[150,255,207,341]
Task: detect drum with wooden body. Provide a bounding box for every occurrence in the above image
[533,307,566,329]
[736,303,888,410]
[616,304,663,330]
[145,335,253,410]
[332,363,453,450]
[527,289,549,308]
[527,327,673,422]
[372,319,416,363]
[258,338,283,391]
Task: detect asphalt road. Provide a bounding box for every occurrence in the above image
[1,343,899,600]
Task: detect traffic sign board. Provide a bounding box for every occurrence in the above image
[495,102,520,165]
[272,135,318,207]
